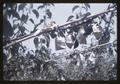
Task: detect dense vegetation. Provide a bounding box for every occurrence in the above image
[3,3,117,80]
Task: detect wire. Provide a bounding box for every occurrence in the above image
[76,40,117,53]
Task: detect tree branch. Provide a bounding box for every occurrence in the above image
[3,8,116,49]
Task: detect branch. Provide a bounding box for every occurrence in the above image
[3,8,116,49]
[9,21,43,42]
[73,40,117,54]
[54,40,117,58]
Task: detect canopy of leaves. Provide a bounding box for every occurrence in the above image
[3,3,117,81]
[3,43,117,80]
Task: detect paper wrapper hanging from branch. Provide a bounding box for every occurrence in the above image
[55,36,66,50]
[93,32,102,40]
[77,26,87,44]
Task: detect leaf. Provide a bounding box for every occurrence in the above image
[31,29,37,33]
[83,24,93,36]
[59,30,65,37]
[3,17,13,37]
[84,3,90,9]
[82,6,88,11]
[7,10,20,19]
[18,3,27,11]
[111,19,114,24]
[43,15,46,20]
[30,4,33,9]
[74,40,79,49]
[29,18,35,25]
[76,14,79,19]
[72,34,76,41]
[107,4,111,10]
[101,14,108,23]
[19,26,27,33]
[50,3,55,7]
[40,19,44,24]
[13,11,20,19]
[66,15,74,22]
[46,34,50,47]
[50,31,57,39]
[33,37,39,48]
[6,3,16,9]
[46,9,52,19]
[21,14,26,22]
[13,24,18,30]
[72,5,79,12]
[11,43,20,56]
[13,19,19,24]
[25,14,29,23]
[109,29,115,34]
[32,9,39,18]
[6,10,12,18]
[37,5,45,9]
[44,3,50,6]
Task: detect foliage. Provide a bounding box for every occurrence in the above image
[3,3,117,80]
[3,43,117,80]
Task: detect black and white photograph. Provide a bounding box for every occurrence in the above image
[3,3,117,81]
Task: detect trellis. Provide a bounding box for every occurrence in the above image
[3,8,116,49]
